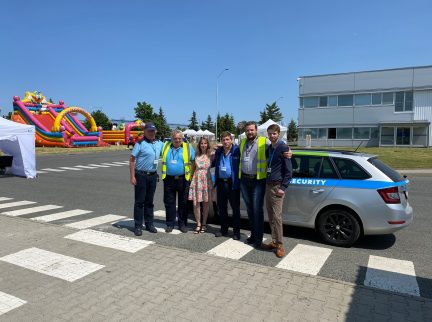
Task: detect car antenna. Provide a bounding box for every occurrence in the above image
[354,141,363,152]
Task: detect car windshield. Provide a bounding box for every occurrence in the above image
[368,157,404,182]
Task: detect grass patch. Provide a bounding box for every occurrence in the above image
[298,147,432,169]
[36,145,130,155]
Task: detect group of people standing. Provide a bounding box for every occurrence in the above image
[130,121,292,258]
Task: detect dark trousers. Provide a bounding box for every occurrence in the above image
[240,178,266,243]
[134,172,158,228]
[217,179,241,235]
[163,175,190,228]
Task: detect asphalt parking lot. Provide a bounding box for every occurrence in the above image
[1,150,432,298]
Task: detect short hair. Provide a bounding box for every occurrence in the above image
[245,121,257,130]
[267,124,280,133]
[171,129,183,138]
[220,131,232,139]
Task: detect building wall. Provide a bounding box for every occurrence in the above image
[414,90,432,146]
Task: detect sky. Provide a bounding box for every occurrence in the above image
[1,0,432,126]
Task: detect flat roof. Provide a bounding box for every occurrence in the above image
[299,65,432,79]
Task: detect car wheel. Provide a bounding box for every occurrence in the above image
[317,209,361,247]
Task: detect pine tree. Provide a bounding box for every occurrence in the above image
[259,101,283,124]
[154,107,171,140]
[204,114,214,133]
[134,102,154,122]
[188,110,199,131]
[287,118,298,142]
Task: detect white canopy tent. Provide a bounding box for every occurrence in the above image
[202,129,215,140]
[182,129,197,136]
[239,119,287,140]
[0,117,36,178]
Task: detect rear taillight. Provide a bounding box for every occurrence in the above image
[378,187,401,204]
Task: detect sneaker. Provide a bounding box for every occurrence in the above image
[146,225,157,233]
[179,226,188,233]
[165,227,173,233]
[134,227,142,236]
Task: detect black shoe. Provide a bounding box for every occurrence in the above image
[245,237,256,245]
[215,231,228,237]
[253,241,262,248]
[165,227,173,233]
[146,225,157,233]
[134,227,142,236]
[179,226,188,233]
[233,234,241,240]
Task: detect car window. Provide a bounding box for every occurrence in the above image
[292,155,322,178]
[368,157,403,182]
[332,157,371,180]
[319,157,339,179]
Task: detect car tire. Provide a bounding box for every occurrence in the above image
[317,208,361,247]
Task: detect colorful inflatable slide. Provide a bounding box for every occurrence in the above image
[11,91,106,147]
[102,120,145,145]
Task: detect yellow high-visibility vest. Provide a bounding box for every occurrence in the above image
[161,142,192,181]
[238,136,267,179]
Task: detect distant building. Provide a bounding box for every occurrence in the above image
[297,66,432,147]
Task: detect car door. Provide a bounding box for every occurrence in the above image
[282,155,337,224]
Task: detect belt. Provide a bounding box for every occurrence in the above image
[218,178,232,182]
[241,172,257,180]
[166,175,185,180]
[135,170,157,176]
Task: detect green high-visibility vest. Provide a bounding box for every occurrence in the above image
[161,142,192,181]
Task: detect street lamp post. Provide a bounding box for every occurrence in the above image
[216,68,229,141]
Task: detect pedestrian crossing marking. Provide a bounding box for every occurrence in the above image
[276,244,332,275]
[64,229,155,253]
[0,247,104,282]
[100,163,123,167]
[37,171,48,174]
[364,255,420,296]
[0,291,26,316]
[32,209,93,222]
[1,205,63,217]
[0,201,37,210]
[207,237,267,260]
[40,168,66,172]
[74,165,98,169]
[154,210,166,219]
[87,164,110,168]
[58,167,83,171]
[112,219,181,235]
[0,197,13,202]
[65,214,127,230]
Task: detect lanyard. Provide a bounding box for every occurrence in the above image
[171,147,181,160]
[221,152,231,167]
[151,142,157,159]
[245,138,257,156]
[268,147,276,166]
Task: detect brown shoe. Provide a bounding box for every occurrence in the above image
[275,244,285,258]
[261,241,278,251]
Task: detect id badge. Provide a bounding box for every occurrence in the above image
[153,160,159,166]
[221,167,227,172]
[171,160,177,164]
[244,156,250,162]
[267,168,272,173]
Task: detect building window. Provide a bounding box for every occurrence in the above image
[319,96,328,107]
[318,128,327,139]
[395,91,413,112]
[353,127,370,139]
[337,94,353,107]
[396,127,411,145]
[413,127,428,146]
[336,128,352,139]
[299,97,303,108]
[382,92,394,104]
[328,96,338,106]
[370,127,379,139]
[404,91,413,111]
[328,128,336,139]
[303,97,319,108]
[372,93,382,105]
[354,94,372,106]
[380,127,394,145]
[301,128,318,139]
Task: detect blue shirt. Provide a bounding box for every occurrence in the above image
[131,139,164,172]
[218,151,233,179]
[165,144,195,176]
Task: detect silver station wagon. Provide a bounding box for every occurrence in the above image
[212,149,413,247]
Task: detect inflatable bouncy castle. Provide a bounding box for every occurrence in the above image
[102,119,145,145]
[11,91,107,147]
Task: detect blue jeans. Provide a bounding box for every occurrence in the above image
[134,172,158,228]
[240,178,266,243]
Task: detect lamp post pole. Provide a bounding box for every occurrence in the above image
[216,68,229,141]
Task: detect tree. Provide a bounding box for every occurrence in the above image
[217,113,236,136]
[188,110,199,131]
[134,101,155,122]
[287,118,298,142]
[84,109,111,130]
[154,107,171,140]
[201,114,214,133]
[259,101,283,124]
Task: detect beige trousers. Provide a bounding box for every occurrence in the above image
[265,182,285,244]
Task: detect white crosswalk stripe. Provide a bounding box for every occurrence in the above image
[74,165,98,169]
[40,168,66,172]
[32,209,93,222]
[37,171,48,174]
[0,247,104,282]
[0,201,36,209]
[0,291,26,316]
[64,229,154,253]
[207,237,267,260]
[100,163,123,167]
[58,167,83,171]
[1,205,63,217]
[112,161,129,165]
[154,210,166,219]
[65,214,127,229]
[87,164,110,168]
[364,255,420,296]
[276,244,332,275]
[0,197,13,202]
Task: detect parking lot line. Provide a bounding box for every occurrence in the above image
[0,247,104,282]
[0,201,37,210]
[65,214,127,230]
[1,205,63,217]
[207,237,267,260]
[0,197,13,202]
[31,209,93,222]
[0,291,26,316]
[64,229,155,253]
[40,168,66,172]
[364,255,420,296]
[276,244,333,275]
